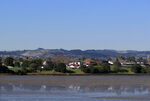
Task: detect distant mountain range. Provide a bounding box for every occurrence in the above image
[0,48,150,59]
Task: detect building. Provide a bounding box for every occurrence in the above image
[84,59,97,66]
[67,62,81,69]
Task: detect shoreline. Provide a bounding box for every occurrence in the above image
[1,73,150,76]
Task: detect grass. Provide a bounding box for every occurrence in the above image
[67,68,84,74]
[8,67,84,75]
[109,66,134,74]
[9,67,22,72]
[27,70,64,75]
[28,69,84,75]
[120,67,135,74]
[7,66,135,75]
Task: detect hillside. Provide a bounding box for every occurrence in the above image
[0,48,150,59]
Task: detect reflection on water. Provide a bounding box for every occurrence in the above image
[1,76,150,101]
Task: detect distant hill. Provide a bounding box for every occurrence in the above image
[0,48,150,59]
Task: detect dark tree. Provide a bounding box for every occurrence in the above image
[90,67,99,73]
[80,64,87,72]
[4,57,14,67]
[22,60,30,68]
[131,64,142,73]
[19,58,24,62]
[54,63,66,73]
[113,61,121,72]
[127,57,135,62]
[31,59,42,67]
[44,61,54,71]
[29,63,38,70]
[14,61,20,67]
[101,63,110,73]
[80,64,91,73]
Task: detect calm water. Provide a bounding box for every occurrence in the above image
[1,75,150,101]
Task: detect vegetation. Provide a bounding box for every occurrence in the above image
[43,60,54,71]
[112,61,121,72]
[54,63,67,73]
[1,56,150,75]
[131,64,142,73]
[4,57,14,67]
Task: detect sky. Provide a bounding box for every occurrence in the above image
[0,0,150,51]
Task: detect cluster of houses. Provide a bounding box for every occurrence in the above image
[108,57,150,67]
[66,59,107,68]
[66,57,150,69]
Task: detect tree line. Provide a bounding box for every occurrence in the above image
[0,57,67,75]
[1,56,150,75]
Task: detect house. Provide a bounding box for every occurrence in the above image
[43,61,47,65]
[67,62,81,69]
[108,57,116,65]
[84,59,97,66]
[108,61,114,65]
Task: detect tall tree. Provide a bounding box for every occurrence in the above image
[22,60,30,68]
[54,63,66,73]
[113,61,121,72]
[131,64,142,73]
[44,61,54,71]
[14,61,20,67]
[101,63,110,73]
[4,57,14,67]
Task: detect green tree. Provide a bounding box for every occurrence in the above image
[118,56,125,60]
[22,60,30,68]
[31,59,42,67]
[80,64,87,71]
[4,57,14,67]
[90,67,99,73]
[14,61,20,67]
[44,61,54,71]
[19,58,24,62]
[127,57,135,62]
[101,63,110,73]
[131,64,142,73]
[113,61,121,72]
[30,59,43,71]
[29,63,38,70]
[54,63,66,73]
[80,64,91,73]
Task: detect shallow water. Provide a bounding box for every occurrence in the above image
[0,75,150,101]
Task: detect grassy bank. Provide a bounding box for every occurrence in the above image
[0,67,137,76]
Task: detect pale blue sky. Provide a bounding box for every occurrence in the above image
[0,0,150,51]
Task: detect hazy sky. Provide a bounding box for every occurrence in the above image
[0,0,150,51]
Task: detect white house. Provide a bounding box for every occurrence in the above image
[108,61,114,65]
[67,62,81,69]
[43,61,47,65]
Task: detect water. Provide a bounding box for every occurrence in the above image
[0,75,150,101]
